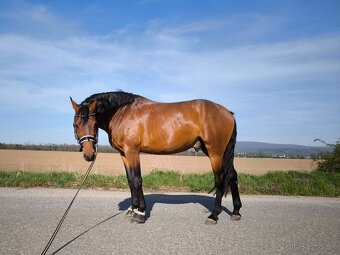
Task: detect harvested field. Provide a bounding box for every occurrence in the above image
[0,149,315,176]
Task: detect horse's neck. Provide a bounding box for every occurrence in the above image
[96,114,111,134]
[97,97,153,134]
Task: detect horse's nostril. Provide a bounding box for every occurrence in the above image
[83,153,94,162]
[83,146,97,161]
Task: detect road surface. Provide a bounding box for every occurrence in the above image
[0,188,339,255]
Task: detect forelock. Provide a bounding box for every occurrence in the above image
[77,104,90,123]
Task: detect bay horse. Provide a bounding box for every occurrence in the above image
[71,91,242,224]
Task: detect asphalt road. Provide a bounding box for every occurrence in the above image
[0,188,339,255]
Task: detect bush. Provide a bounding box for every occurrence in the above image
[313,139,340,173]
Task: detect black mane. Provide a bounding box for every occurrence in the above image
[80,91,141,115]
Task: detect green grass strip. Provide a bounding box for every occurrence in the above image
[0,170,339,197]
[238,171,339,196]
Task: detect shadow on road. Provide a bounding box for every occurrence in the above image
[49,194,232,254]
[118,193,233,219]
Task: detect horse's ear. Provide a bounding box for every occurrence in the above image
[70,97,80,112]
[89,99,97,113]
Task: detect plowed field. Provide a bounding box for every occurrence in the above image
[0,150,314,176]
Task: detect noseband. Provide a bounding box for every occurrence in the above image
[78,135,98,145]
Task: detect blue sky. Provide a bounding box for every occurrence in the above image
[0,0,339,146]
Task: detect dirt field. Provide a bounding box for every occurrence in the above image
[0,149,315,176]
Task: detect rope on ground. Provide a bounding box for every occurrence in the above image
[41,155,97,255]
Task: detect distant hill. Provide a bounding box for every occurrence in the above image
[235,141,331,158]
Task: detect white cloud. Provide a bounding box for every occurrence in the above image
[1,25,339,111]
[0,8,339,145]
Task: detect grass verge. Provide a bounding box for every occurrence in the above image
[0,170,339,197]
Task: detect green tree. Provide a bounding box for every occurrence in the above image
[313,139,340,173]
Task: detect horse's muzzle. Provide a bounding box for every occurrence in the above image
[80,140,97,162]
[83,151,96,162]
[82,144,96,161]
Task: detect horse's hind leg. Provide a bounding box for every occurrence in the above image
[229,168,242,220]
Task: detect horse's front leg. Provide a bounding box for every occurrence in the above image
[121,149,146,223]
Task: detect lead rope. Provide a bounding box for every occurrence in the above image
[41,153,97,255]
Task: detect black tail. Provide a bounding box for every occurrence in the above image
[220,120,237,196]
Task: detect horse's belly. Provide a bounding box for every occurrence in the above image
[140,143,193,154]
[140,130,197,154]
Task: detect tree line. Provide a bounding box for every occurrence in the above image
[1,141,336,161]
[0,143,115,153]
[0,142,204,156]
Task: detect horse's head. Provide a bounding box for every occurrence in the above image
[70,97,98,162]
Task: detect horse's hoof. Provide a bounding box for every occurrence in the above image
[130,211,146,224]
[205,214,218,225]
[205,218,217,225]
[230,214,242,221]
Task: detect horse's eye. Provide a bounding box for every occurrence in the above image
[73,124,78,129]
